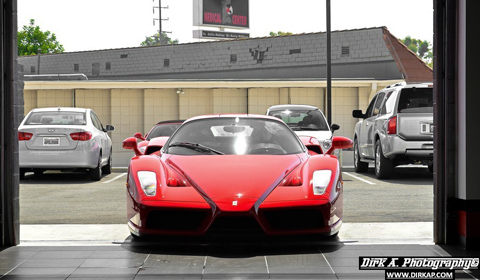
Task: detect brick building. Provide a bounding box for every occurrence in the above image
[18,26,432,166]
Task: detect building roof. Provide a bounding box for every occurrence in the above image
[18,27,432,82]
[381,28,433,82]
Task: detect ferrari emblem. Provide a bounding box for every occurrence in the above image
[232,201,238,206]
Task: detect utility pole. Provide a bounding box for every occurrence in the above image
[326,0,332,125]
[153,0,170,45]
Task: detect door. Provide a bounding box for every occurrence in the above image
[90,111,109,163]
[359,92,386,159]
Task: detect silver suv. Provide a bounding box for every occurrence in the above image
[352,82,433,179]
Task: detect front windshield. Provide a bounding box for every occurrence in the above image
[165,117,304,155]
[146,123,182,140]
[268,109,329,131]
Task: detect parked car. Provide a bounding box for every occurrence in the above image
[352,82,433,179]
[266,105,339,152]
[122,114,352,238]
[134,120,184,154]
[18,107,115,181]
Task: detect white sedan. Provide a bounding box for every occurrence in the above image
[18,107,115,181]
[266,104,339,152]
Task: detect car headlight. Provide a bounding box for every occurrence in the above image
[322,139,332,151]
[312,170,332,195]
[137,171,157,196]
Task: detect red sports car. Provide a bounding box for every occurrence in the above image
[122,115,352,238]
[134,120,184,154]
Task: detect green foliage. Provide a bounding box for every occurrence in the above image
[140,33,179,46]
[18,19,65,56]
[401,36,433,68]
[269,31,293,36]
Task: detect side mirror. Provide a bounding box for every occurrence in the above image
[134,132,145,141]
[331,124,340,132]
[123,137,142,156]
[105,124,115,132]
[325,136,353,155]
[352,110,365,119]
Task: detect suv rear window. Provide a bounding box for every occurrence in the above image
[397,88,433,113]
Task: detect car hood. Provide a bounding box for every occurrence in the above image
[166,154,302,210]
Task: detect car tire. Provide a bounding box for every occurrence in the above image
[89,156,102,181]
[375,140,393,179]
[428,163,434,173]
[354,139,368,173]
[102,152,112,175]
[34,170,44,176]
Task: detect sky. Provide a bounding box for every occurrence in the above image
[17,0,434,53]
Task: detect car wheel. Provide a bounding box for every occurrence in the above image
[89,156,102,181]
[375,140,393,179]
[34,169,44,176]
[353,139,368,173]
[102,152,112,175]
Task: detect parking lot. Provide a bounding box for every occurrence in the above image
[19,158,433,225]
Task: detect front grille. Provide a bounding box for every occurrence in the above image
[207,215,264,235]
[146,209,209,231]
[261,208,324,230]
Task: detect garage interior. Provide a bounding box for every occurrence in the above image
[1,0,480,251]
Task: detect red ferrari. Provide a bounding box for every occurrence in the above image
[123,115,352,238]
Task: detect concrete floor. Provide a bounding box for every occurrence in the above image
[1,223,478,279]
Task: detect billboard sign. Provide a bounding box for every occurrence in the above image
[193,0,249,29]
[193,30,249,39]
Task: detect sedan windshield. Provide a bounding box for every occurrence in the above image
[146,123,182,140]
[165,117,304,155]
[268,109,329,131]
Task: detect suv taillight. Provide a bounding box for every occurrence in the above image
[70,132,92,141]
[387,116,397,135]
[18,132,33,141]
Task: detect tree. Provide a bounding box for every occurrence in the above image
[18,19,64,56]
[401,36,433,68]
[269,31,293,36]
[140,33,179,46]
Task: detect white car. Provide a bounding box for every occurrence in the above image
[18,107,115,181]
[266,105,339,152]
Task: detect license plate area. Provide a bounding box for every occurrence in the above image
[43,137,60,146]
[420,122,434,134]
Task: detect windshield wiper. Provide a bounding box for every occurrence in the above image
[167,142,225,155]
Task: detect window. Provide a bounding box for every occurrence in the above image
[397,88,433,113]
[74,64,79,72]
[341,46,350,56]
[106,62,111,70]
[230,54,237,63]
[120,54,128,58]
[90,112,104,131]
[365,96,377,118]
[92,63,100,76]
[164,59,170,67]
[30,66,36,74]
[289,49,301,54]
[25,111,86,125]
[372,92,386,116]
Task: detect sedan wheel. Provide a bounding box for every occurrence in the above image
[374,140,393,179]
[89,156,102,181]
[102,153,112,175]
